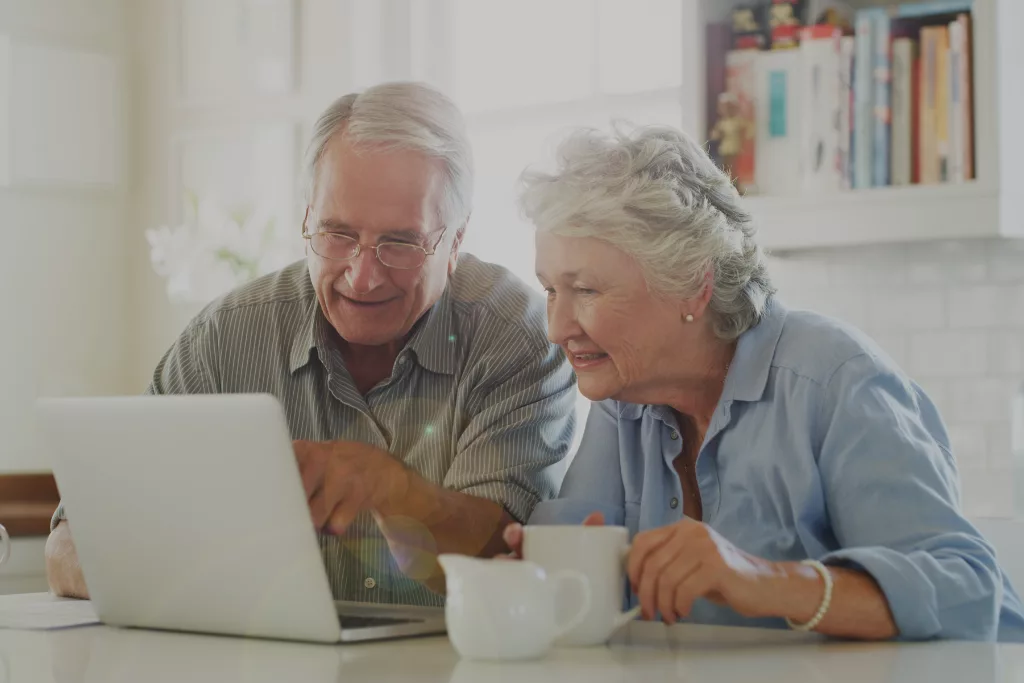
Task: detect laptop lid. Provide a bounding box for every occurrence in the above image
[38,394,344,643]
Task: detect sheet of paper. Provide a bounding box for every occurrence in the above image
[0,593,100,630]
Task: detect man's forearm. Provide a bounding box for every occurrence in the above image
[373,471,514,592]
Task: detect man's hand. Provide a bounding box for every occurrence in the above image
[293,440,408,535]
[45,521,89,599]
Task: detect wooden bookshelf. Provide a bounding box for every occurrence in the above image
[697,0,1024,252]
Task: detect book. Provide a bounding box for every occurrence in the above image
[871,10,893,187]
[853,9,880,189]
[800,25,843,192]
[754,48,803,194]
[839,36,856,189]
[918,26,943,184]
[912,53,922,184]
[954,12,974,180]
[935,25,950,181]
[891,37,916,185]
[948,18,965,182]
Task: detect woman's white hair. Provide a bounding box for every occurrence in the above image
[303,81,474,229]
[518,123,775,341]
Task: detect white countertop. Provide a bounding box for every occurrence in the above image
[0,596,1023,683]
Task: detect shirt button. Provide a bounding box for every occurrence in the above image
[364,577,377,589]
[670,431,679,440]
[670,497,679,510]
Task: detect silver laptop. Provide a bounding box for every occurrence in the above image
[36,394,447,644]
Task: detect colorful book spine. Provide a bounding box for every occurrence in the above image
[935,26,950,181]
[918,26,942,184]
[853,9,878,189]
[955,12,974,180]
[911,50,922,184]
[839,36,856,189]
[948,18,964,182]
[799,25,843,193]
[754,48,803,195]
[891,37,916,185]
[872,11,892,187]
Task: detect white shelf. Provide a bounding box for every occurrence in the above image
[745,183,1020,252]
[698,0,1024,253]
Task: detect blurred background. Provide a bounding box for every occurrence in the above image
[0,0,1022,589]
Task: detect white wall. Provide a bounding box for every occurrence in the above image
[0,0,131,472]
[771,240,1024,517]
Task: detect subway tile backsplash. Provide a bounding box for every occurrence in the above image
[768,238,1024,517]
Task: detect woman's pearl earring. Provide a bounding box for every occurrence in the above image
[685,314,694,323]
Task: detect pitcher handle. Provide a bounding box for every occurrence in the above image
[613,605,642,629]
[551,569,592,640]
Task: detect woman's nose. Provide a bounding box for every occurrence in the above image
[547,297,580,345]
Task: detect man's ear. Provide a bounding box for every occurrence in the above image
[448,215,470,275]
[302,207,311,256]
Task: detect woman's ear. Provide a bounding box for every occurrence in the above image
[681,270,715,321]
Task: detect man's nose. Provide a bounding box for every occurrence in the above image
[345,246,388,293]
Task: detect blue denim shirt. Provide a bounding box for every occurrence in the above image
[531,299,1024,642]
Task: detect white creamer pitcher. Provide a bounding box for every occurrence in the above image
[438,554,592,661]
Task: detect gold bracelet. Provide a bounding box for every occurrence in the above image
[785,559,834,632]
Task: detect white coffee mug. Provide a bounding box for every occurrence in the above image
[522,525,641,646]
[0,523,9,570]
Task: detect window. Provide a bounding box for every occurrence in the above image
[412,0,699,457]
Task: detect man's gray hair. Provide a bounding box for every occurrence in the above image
[303,81,474,229]
[518,124,775,341]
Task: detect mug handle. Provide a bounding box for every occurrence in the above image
[550,569,593,640]
[614,543,642,628]
[0,523,9,569]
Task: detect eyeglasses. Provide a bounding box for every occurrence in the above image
[302,223,448,270]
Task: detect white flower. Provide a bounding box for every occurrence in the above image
[146,195,302,305]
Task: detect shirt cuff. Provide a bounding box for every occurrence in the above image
[50,501,66,532]
[528,498,625,527]
[819,546,942,640]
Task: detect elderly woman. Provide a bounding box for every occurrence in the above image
[504,124,1024,642]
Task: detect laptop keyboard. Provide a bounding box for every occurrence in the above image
[339,614,419,630]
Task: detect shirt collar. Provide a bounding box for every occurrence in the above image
[721,297,788,403]
[287,286,458,376]
[615,297,788,419]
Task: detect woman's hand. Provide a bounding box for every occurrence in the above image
[501,512,605,558]
[628,517,789,623]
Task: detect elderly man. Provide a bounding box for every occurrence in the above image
[45,82,577,605]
